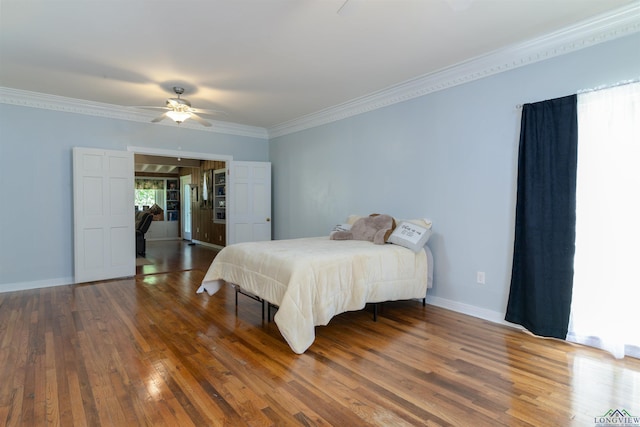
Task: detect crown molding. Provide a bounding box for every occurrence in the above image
[2,4,638,141]
[268,3,640,138]
[0,87,269,139]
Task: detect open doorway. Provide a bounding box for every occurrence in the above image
[131,146,272,253]
[134,156,227,247]
[131,147,232,260]
[180,175,192,241]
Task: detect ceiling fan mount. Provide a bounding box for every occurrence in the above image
[164,87,192,118]
[167,87,189,107]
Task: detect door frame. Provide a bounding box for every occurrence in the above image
[128,146,232,164]
[128,146,233,245]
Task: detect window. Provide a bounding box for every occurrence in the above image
[135,178,165,212]
[568,81,640,358]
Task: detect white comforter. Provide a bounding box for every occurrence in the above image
[197,237,429,354]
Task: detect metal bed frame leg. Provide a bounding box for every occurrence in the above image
[234,286,270,321]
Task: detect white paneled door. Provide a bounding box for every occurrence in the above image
[227,161,272,244]
[73,148,135,283]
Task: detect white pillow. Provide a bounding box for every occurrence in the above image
[398,218,432,230]
[330,223,352,236]
[388,221,432,252]
[346,215,364,225]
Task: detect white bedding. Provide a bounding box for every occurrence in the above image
[197,237,429,354]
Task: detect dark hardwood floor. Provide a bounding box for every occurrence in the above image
[1,240,639,426]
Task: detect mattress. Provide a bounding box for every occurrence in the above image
[197,237,430,353]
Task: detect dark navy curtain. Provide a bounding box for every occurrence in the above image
[505,95,578,339]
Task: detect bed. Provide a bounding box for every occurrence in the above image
[197,221,433,354]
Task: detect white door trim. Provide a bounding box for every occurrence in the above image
[127,146,233,163]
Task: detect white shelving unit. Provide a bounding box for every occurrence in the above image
[213,168,226,224]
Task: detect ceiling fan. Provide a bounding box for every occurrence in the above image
[147,87,224,127]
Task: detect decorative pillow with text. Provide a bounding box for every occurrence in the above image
[387,221,432,252]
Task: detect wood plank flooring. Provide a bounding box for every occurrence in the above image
[1,240,639,426]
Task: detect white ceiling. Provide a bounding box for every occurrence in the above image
[0,0,637,132]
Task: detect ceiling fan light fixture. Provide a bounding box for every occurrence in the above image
[148,86,216,127]
[166,110,191,123]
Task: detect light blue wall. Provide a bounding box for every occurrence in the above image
[2,32,638,313]
[0,106,268,289]
[269,33,640,318]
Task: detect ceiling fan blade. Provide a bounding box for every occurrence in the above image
[337,0,364,16]
[151,112,168,123]
[337,0,350,14]
[190,113,212,127]
[192,108,227,117]
[167,98,191,108]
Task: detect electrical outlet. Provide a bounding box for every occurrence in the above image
[476,271,485,284]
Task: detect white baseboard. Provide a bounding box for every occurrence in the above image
[191,240,224,250]
[0,276,75,293]
[425,295,523,330]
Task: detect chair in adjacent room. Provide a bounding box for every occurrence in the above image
[135,211,153,256]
